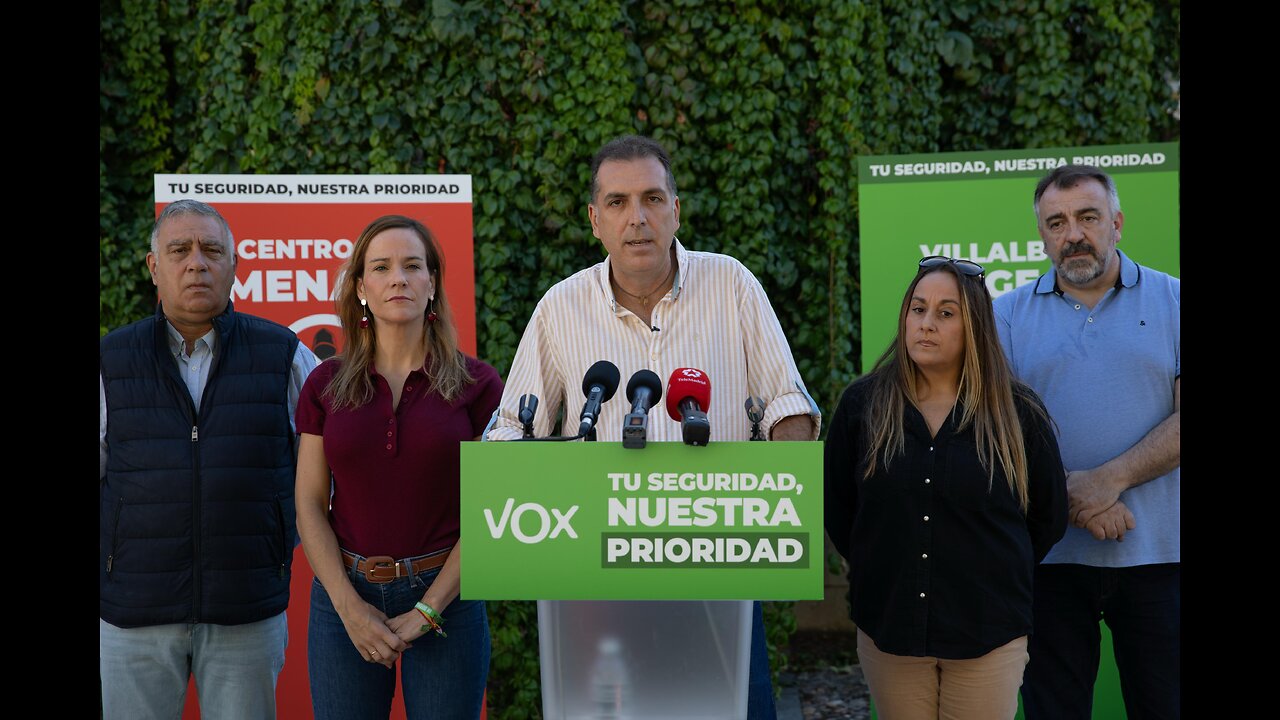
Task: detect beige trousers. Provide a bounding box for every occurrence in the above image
[856,628,1029,720]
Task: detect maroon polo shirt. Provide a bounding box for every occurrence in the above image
[296,355,503,559]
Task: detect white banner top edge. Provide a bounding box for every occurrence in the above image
[155,174,473,203]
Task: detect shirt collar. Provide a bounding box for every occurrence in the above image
[1035,249,1139,296]
[599,237,688,314]
[364,359,429,378]
[165,321,217,358]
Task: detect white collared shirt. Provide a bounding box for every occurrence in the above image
[166,322,218,413]
[488,239,820,442]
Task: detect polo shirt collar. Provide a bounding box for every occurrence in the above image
[365,361,428,378]
[1035,249,1139,296]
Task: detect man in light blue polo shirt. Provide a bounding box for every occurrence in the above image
[994,165,1179,720]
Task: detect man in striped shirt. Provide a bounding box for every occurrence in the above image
[488,134,820,719]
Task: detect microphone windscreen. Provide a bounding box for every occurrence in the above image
[625,369,663,405]
[666,368,712,421]
[582,360,621,401]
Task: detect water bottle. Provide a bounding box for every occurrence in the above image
[590,636,631,719]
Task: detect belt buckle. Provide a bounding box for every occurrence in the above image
[361,555,397,583]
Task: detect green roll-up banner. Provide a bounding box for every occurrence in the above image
[858,143,1178,720]
[461,441,824,600]
[858,142,1179,369]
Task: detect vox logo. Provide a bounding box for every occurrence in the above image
[483,498,579,544]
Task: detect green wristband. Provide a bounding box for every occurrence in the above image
[415,601,448,638]
[415,601,444,623]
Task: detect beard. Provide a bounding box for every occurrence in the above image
[1055,240,1106,285]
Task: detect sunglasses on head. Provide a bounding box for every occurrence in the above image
[918,255,985,279]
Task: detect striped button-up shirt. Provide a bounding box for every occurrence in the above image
[488,239,820,442]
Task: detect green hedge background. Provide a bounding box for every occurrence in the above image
[100,1,1178,716]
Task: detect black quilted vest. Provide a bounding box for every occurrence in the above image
[100,303,299,627]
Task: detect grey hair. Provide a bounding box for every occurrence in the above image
[1032,164,1122,221]
[150,199,235,256]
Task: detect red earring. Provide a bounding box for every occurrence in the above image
[359,298,369,329]
[426,298,438,324]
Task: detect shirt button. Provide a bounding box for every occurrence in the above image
[922,553,928,559]
[385,444,392,450]
[924,478,931,484]
[405,386,413,392]
[388,419,394,424]
[920,593,926,598]
[1074,304,1081,310]
[929,446,933,452]
[923,515,930,522]
[386,431,393,437]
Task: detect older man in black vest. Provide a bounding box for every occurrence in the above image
[100,199,317,720]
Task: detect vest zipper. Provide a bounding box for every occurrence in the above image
[191,423,201,622]
[106,498,123,575]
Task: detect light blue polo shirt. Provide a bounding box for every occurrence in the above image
[994,250,1179,567]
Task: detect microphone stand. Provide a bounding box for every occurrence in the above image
[746,397,766,441]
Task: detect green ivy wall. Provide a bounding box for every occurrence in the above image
[100,2,1179,715]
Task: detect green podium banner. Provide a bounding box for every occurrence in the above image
[460,441,824,600]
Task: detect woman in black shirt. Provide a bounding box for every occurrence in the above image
[825,257,1067,720]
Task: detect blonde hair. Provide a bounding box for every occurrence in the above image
[861,263,1044,512]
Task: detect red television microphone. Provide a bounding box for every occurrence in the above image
[666,368,711,446]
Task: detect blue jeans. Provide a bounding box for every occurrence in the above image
[99,611,287,720]
[308,560,490,720]
[748,600,778,720]
[1021,563,1180,720]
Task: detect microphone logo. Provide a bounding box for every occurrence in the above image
[668,367,712,447]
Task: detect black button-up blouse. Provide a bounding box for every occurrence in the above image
[824,376,1068,659]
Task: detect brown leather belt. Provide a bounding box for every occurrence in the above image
[341,547,452,584]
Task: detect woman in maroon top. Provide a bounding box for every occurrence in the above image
[295,215,503,719]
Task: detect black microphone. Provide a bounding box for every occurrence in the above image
[666,368,712,447]
[577,361,621,439]
[622,369,663,449]
[745,396,766,441]
[518,394,539,438]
